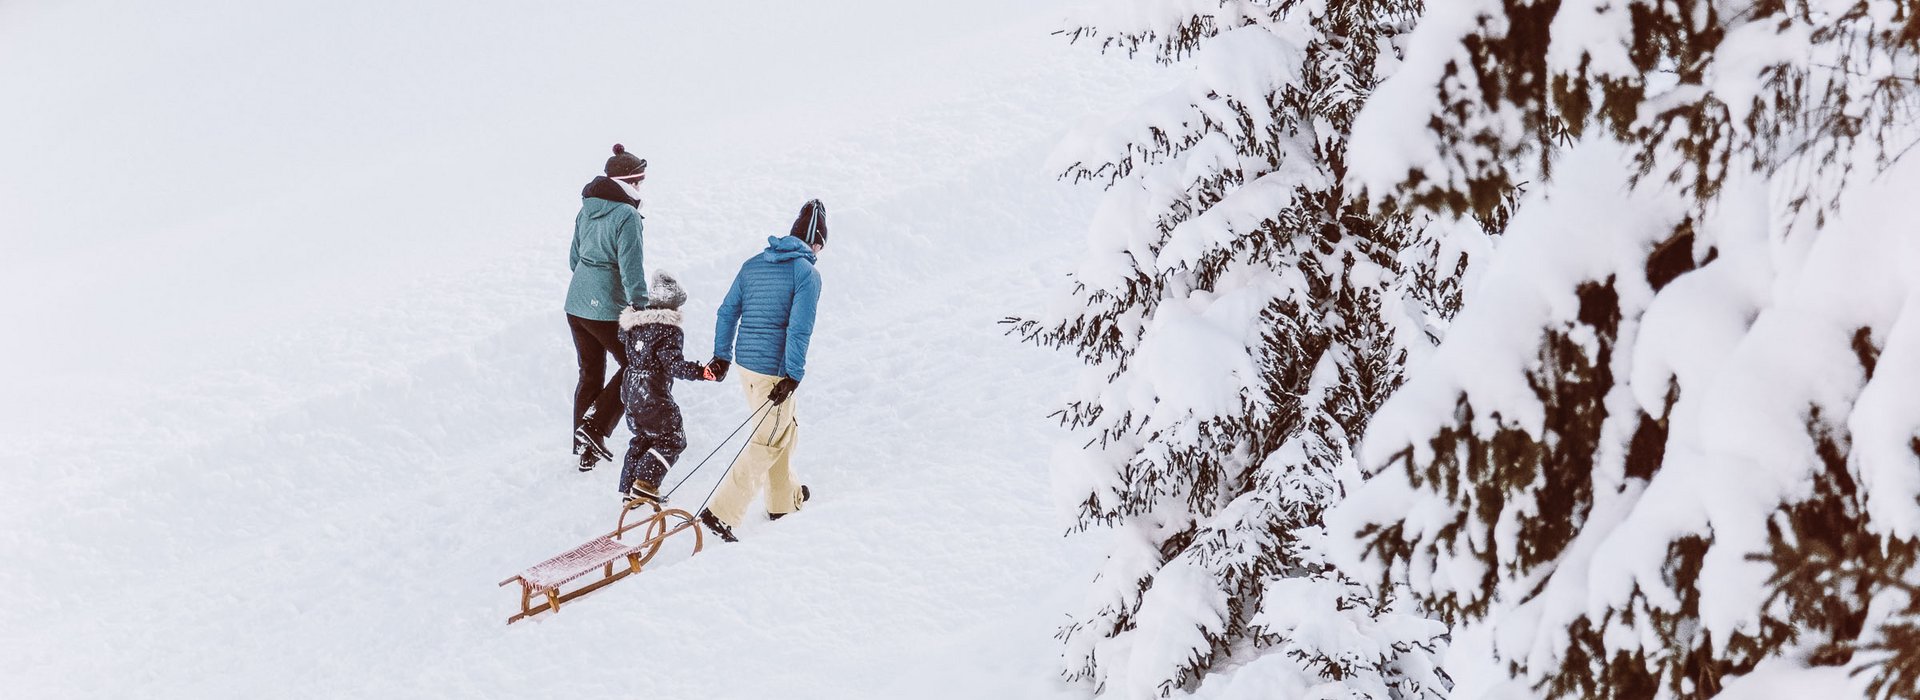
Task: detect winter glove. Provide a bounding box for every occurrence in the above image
[769,377,800,406]
[705,358,731,382]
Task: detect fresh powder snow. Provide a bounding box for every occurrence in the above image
[0,1,1167,697]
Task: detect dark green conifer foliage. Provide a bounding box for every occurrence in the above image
[1346,0,1920,695]
[1008,0,1470,696]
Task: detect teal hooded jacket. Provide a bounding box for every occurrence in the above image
[565,178,648,320]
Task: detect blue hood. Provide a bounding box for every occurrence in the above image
[759,235,817,264]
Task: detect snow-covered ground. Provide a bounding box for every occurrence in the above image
[0,2,1163,697]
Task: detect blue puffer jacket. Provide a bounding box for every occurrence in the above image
[714,236,823,381]
[565,177,648,321]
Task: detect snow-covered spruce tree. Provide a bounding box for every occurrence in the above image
[1007,1,1476,697]
[1326,1,1920,698]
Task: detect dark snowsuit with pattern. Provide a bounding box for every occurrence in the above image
[617,307,708,495]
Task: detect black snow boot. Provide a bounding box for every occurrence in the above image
[768,484,812,521]
[698,509,739,543]
[576,426,614,471]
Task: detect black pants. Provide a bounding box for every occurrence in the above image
[568,314,627,449]
[621,406,687,494]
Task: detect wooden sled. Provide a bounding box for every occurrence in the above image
[499,500,704,624]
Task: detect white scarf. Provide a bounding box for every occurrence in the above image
[616,178,645,210]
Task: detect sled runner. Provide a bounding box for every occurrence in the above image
[499,500,704,624]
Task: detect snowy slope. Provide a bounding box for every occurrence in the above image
[0,3,1164,697]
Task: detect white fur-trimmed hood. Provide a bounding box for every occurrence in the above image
[619,307,683,330]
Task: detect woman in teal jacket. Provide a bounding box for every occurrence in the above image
[567,144,650,471]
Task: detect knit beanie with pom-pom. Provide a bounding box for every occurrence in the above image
[605,144,647,180]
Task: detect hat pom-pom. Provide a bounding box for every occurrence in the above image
[612,143,626,155]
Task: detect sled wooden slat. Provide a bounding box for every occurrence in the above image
[514,536,639,590]
[500,501,705,624]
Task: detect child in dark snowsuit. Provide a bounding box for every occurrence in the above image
[616,271,720,503]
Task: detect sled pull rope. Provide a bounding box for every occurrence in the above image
[664,398,776,499]
[692,400,778,515]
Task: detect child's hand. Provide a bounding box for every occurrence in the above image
[705,358,731,382]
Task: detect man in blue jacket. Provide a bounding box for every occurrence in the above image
[700,199,827,541]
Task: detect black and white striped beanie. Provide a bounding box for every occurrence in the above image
[789,199,828,249]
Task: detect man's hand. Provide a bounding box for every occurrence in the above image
[769,377,800,406]
[705,358,730,382]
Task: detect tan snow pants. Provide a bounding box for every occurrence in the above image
[708,366,806,527]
